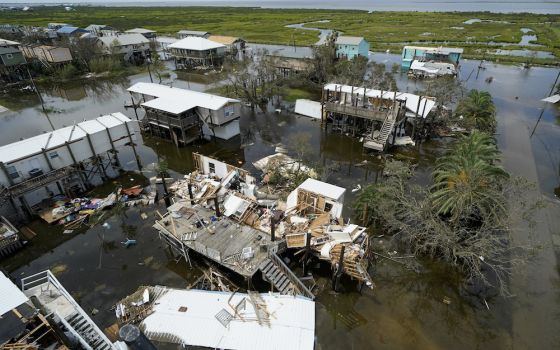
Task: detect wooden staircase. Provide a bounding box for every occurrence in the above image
[363,111,397,152]
[259,253,315,300]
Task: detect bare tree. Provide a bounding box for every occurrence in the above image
[227,49,281,111]
[354,159,540,297]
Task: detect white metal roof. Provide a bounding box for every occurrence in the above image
[141,289,315,350]
[98,34,149,47]
[295,99,322,119]
[404,45,464,54]
[169,37,225,51]
[0,38,20,46]
[324,83,436,118]
[141,97,198,115]
[335,36,366,46]
[0,272,28,316]
[129,82,238,112]
[125,28,156,34]
[298,178,346,201]
[0,113,131,164]
[542,94,560,104]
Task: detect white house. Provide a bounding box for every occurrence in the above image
[97,34,150,62]
[128,82,241,143]
[0,113,142,211]
[168,37,226,67]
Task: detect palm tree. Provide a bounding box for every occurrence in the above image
[430,131,508,222]
[455,89,497,133]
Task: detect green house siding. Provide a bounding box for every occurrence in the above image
[0,49,26,67]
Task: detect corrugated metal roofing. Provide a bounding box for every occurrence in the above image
[299,178,346,201]
[141,289,315,350]
[0,113,131,164]
[169,37,225,51]
[98,34,150,47]
[324,83,436,118]
[0,272,28,316]
[335,36,366,46]
[128,82,238,111]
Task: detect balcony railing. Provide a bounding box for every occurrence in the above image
[9,166,74,197]
[324,102,390,121]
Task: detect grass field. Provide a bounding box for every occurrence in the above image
[2,6,558,64]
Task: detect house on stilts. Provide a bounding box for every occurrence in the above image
[127,82,241,145]
[319,83,436,152]
[0,113,142,220]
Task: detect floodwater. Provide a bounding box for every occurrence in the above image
[1,50,560,349]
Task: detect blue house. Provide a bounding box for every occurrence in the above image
[335,36,369,60]
[401,46,463,70]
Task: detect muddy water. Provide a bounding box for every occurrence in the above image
[1,54,559,349]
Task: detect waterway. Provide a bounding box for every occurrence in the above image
[19,1,560,14]
[1,50,559,349]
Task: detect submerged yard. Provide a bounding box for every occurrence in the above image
[2,6,559,64]
[0,48,558,348]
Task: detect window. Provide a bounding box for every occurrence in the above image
[324,202,333,212]
[6,53,13,59]
[224,105,234,117]
[6,165,19,179]
[208,162,216,174]
[49,151,59,159]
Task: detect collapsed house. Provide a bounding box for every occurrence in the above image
[311,83,436,152]
[127,82,241,144]
[114,286,315,350]
[401,45,463,77]
[153,152,373,300]
[21,45,73,66]
[2,270,120,349]
[0,216,22,258]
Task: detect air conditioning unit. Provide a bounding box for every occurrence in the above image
[28,168,44,178]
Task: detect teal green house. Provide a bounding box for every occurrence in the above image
[0,46,26,67]
[335,36,370,60]
[401,45,463,70]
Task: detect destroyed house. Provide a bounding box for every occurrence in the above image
[322,83,436,151]
[128,82,241,144]
[207,35,246,55]
[97,34,151,62]
[155,152,373,296]
[287,178,345,219]
[401,45,463,70]
[117,287,315,350]
[0,39,25,67]
[21,45,72,64]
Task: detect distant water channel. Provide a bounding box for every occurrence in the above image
[1,49,559,349]
[41,0,560,14]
